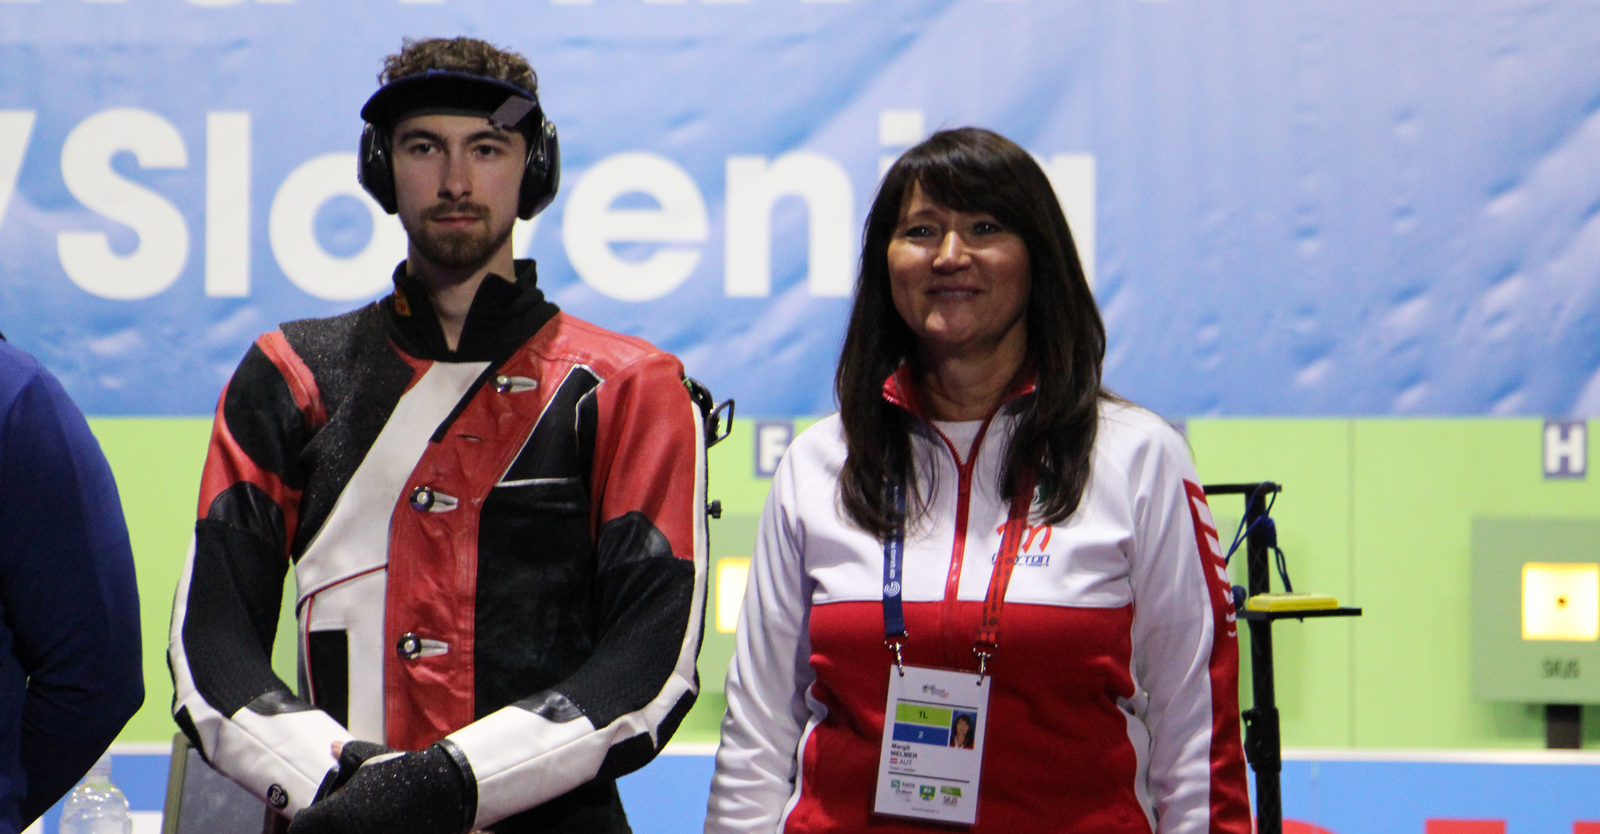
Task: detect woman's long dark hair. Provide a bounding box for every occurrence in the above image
[835,128,1108,538]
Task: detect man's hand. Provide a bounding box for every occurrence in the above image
[286,743,473,834]
[316,740,392,801]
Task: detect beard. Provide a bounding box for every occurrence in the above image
[406,201,515,271]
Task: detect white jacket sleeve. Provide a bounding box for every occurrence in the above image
[1124,419,1250,834]
[705,444,820,834]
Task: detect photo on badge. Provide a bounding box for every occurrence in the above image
[948,711,977,749]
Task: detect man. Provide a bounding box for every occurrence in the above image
[168,38,710,834]
[0,335,143,833]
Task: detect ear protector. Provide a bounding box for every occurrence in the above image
[358,70,561,220]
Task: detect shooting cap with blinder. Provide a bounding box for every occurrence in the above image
[358,69,560,220]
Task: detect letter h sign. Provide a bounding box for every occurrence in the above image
[1543,420,1587,480]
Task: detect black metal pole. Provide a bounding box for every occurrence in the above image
[1546,704,1582,749]
[1242,485,1282,834]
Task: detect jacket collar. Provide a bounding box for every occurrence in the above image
[383,259,560,361]
[880,361,1038,420]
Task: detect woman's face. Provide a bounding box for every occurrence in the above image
[887,182,1031,363]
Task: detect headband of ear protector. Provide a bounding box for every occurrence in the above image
[358,69,561,220]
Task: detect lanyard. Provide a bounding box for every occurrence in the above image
[881,469,1037,681]
[881,479,908,652]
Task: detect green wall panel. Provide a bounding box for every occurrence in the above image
[88,417,212,745]
[1191,418,1599,750]
[685,418,819,742]
[1186,419,1356,748]
[85,414,1599,749]
[1346,420,1598,748]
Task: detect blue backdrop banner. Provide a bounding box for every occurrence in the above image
[1,0,1597,417]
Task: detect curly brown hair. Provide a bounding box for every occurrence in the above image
[380,37,537,94]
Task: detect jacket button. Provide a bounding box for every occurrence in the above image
[396,633,422,660]
[492,375,538,393]
[409,486,434,511]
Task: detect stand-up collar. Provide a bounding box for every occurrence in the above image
[383,259,560,361]
[880,361,1038,419]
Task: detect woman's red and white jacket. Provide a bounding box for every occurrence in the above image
[706,381,1250,834]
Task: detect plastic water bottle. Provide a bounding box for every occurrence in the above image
[58,754,132,834]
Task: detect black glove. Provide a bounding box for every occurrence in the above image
[314,740,394,801]
[287,742,475,834]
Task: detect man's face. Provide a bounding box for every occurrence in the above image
[390,113,527,272]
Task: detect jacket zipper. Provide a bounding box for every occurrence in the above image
[928,413,998,669]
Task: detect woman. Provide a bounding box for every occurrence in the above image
[705,128,1250,834]
[949,714,975,750]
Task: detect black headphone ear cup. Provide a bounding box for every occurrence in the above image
[517,119,560,220]
[359,123,398,215]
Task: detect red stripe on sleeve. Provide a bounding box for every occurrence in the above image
[1182,480,1252,834]
[257,330,327,430]
[195,332,313,560]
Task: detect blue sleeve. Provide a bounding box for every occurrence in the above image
[0,357,144,826]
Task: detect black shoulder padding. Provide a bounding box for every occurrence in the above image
[224,344,312,489]
[183,519,293,716]
[595,511,673,570]
[281,306,414,556]
[279,304,380,376]
[206,482,287,558]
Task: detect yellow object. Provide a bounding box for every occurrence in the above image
[1245,593,1339,612]
[1521,562,1599,642]
[716,558,752,634]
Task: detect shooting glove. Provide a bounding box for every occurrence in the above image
[287,742,475,834]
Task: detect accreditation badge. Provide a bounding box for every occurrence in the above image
[873,664,989,825]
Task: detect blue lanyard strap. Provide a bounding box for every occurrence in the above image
[881,477,908,644]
